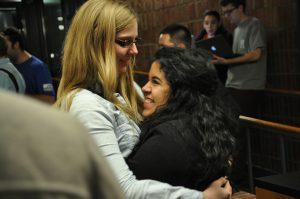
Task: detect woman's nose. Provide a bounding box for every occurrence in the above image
[129,43,138,55]
[142,81,150,93]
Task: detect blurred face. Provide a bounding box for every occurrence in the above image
[158,34,175,48]
[203,15,220,37]
[221,4,241,25]
[115,20,138,74]
[142,61,170,117]
[4,37,18,62]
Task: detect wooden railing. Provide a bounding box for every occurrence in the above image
[265,88,300,96]
[239,115,300,192]
[134,70,148,75]
[240,115,300,135]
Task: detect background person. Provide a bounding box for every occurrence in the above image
[195,10,232,42]
[0,33,25,93]
[55,0,232,198]
[212,0,267,189]
[2,27,55,104]
[195,10,232,84]
[212,0,266,117]
[158,23,192,49]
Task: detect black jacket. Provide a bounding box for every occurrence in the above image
[195,25,233,46]
[126,119,229,190]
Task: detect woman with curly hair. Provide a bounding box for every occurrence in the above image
[127,47,236,191]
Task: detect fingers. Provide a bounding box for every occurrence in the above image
[203,178,232,199]
[212,54,219,58]
[224,181,232,196]
[212,177,227,187]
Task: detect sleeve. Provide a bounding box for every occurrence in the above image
[70,95,202,199]
[0,72,15,91]
[34,63,55,96]
[127,127,189,185]
[249,20,266,51]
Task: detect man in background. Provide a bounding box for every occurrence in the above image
[158,23,192,49]
[0,33,25,93]
[213,0,266,117]
[3,27,55,104]
[212,0,267,190]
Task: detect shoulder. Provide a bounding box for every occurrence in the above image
[149,119,185,139]
[248,17,264,28]
[0,71,10,81]
[0,59,16,71]
[69,89,119,126]
[155,119,182,130]
[30,56,44,65]
[25,56,48,71]
[71,89,116,113]
[251,17,261,23]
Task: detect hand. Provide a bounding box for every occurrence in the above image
[211,54,228,65]
[203,177,232,199]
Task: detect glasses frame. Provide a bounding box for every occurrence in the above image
[115,37,142,48]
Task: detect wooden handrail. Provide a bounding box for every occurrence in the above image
[239,115,300,135]
[134,70,148,75]
[265,88,300,96]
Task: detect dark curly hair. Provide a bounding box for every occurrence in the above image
[141,47,236,189]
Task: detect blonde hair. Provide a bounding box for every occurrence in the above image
[55,0,143,123]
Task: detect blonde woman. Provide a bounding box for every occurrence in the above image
[55,0,231,198]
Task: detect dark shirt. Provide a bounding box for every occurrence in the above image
[15,56,55,96]
[195,26,233,85]
[127,119,227,190]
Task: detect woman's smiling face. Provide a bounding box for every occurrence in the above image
[142,61,170,118]
[115,20,138,74]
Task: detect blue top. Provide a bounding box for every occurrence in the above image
[15,56,55,96]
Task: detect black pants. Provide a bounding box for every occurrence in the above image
[227,88,263,190]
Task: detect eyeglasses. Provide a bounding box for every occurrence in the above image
[222,7,237,16]
[115,37,142,47]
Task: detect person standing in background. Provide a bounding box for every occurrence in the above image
[212,0,267,190]
[195,10,232,85]
[212,0,266,117]
[3,27,55,104]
